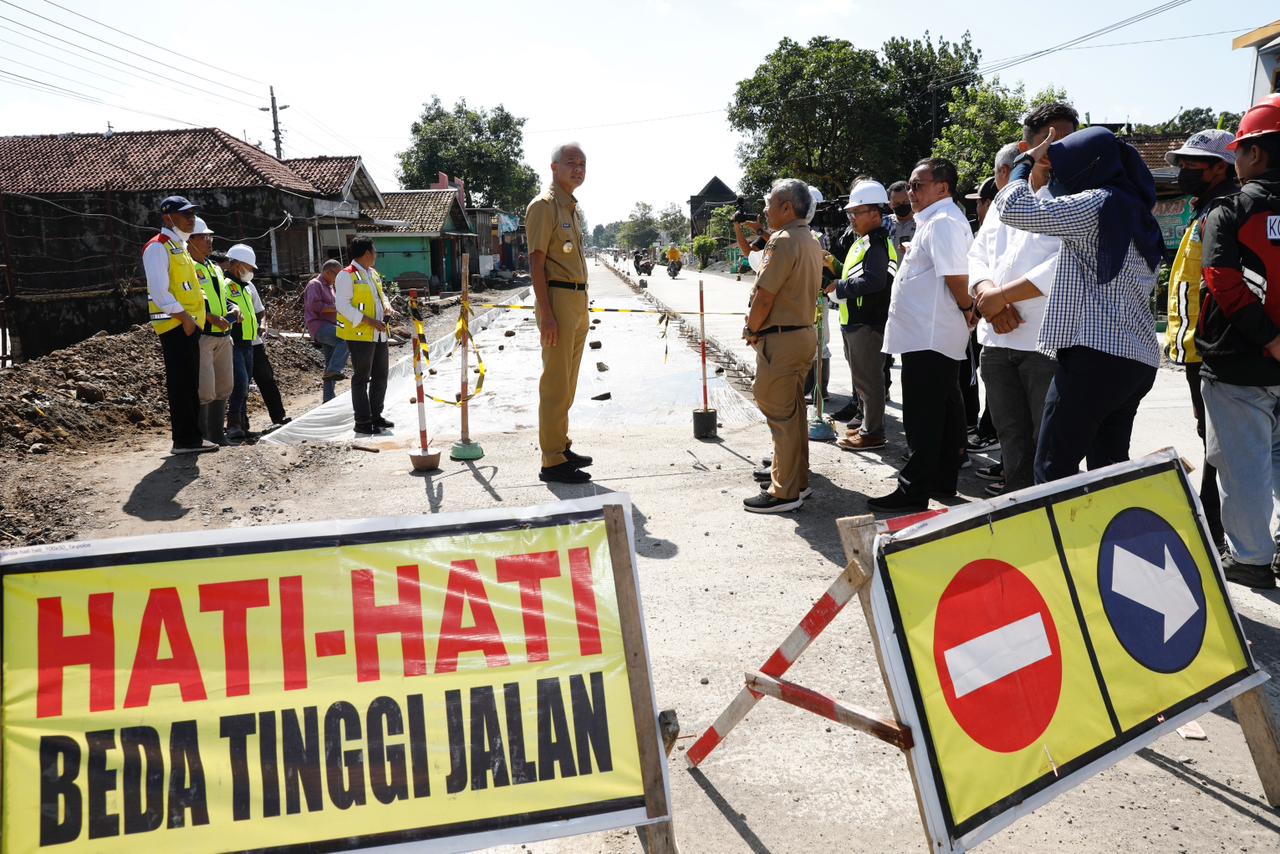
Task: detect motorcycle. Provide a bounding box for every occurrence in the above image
[666,259,682,278]
[634,257,654,276]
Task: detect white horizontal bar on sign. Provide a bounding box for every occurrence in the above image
[943,612,1052,699]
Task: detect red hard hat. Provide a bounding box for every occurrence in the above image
[1228,93,1280,150]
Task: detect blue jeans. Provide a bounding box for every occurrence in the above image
[229,345,254,427]
[314,323,349,402]
[1201,377,1280,565]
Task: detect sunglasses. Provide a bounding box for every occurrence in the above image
[907,178,934,192]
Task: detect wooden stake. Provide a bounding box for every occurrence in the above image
[1231,684,1280,807]
[458,253,471,444]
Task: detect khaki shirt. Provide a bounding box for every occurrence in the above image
[526,184,587,284]
[751,220,824,327]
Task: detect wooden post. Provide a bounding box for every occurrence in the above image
[1231,685,1280,807]
[459,254,471,444]
[603,504,678,853]
[835,514,934,852]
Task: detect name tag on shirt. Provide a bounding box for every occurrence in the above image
[1267,215,1280,242]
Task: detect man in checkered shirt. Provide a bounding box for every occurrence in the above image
[994,124,1163,484]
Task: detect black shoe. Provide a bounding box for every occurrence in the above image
[373,417,394,429]
[975,462,1003,481]
[867,487,928,513]
[959,452,972,469]
[564,448,593,468]
[753,466,772,482]
[984,481,1006,496]
[743,491,802,513]
[540,462,592,484]
[966,433,1000,452]
[354,422,378,435]
[760,456,772,467]
[1222,555,1277,590]
[829,402,860,422]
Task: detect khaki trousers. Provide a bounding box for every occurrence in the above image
[198,334,233,404]
[753,327,817,499]
[538,287,590,467]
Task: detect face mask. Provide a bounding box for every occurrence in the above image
[170,224,192,241]
[241,270,255,283]
[892,204,912,218]
[1177,167,1211,196]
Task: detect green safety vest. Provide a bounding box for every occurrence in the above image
[194,259,231,334]
[226,277,259,344]
[838,232,899,325]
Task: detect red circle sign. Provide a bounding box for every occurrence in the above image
[932,558,1062,753]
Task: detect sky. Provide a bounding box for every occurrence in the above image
[0,0,1274,226]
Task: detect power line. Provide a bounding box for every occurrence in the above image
[0,0,262,99]
[0,69,203,127]
[0,33,133,88]
[33,0,266,86]
[0,55,120,97]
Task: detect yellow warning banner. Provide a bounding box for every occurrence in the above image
[1,497,664,853]
[871,451,1266,853]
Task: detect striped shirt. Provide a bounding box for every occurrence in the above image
[994,179,1160,368]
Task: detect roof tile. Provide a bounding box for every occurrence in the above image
[358,190,473,235]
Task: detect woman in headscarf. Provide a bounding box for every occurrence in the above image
[994,125,1163,483]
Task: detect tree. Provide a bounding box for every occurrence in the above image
[591,223,606,246]
[398,96,541,209]
[1131,107,1243,136]
[617,203,658,250]
[881,32,982,181]
[707,205,736,241]
[656,203,690,242]
[728,33,982,202]
[692,235,718,269]
[932,80,1070,194]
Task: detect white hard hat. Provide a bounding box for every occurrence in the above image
[191,217,215,236]
[226,243,257,269]
[844,180,889,210]
[804,186,824,223]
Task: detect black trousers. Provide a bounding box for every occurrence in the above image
[251,343,287,425]
[1034,346,1156,483]
[349,340,389,426]
[899,350,966,499]
[959,333,995,437]
[159,326,202,446]
[1185,362,1225,547]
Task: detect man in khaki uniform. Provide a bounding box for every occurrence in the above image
[743,178,824,513]
[527,142,592,484]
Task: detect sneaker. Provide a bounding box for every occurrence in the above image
[799,486,813,500]
[829,402,861,422]
[743,491,803,514]
[1222,555,1277,590]
[373,417,394,429]
[960,452,972,469]
[354,422,378,435]
[564,448,593,468]
[323,371,346,381]
[540,462,592,484]
[975,462,1003,481]
[966,434,1000,452]
[867,487,928,513]
[171,441,218,455]
[837,433,887,451]
[753,466,772,483]
[984,481,1006,497]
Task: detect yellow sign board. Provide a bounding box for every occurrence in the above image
[2,496,669,853]
[872,452,1266,852]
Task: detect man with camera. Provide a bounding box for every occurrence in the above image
[741,179,825,513]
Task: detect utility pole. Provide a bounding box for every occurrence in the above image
[259,85,290,159]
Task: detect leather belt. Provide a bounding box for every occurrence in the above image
[754,324,809,336]
[548,280,587,291]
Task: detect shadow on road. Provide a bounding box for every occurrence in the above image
[412,461,502,511]
[123,455,201,521]
[686,767,775,854]
[544,480,678,559]
[1137,747,1280,830]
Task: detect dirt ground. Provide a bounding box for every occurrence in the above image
[1,264,1278,853]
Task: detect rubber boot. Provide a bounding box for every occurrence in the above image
[226,408,245,441]
[198,403,212,442]
[208,400,230,446]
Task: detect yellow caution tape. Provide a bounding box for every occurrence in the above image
[472,303,743,317]
[411,299,485,407]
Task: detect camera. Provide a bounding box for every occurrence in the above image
[732,196,760,224]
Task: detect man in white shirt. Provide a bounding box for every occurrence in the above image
[969,143,1063,493]
[874,158,975,511]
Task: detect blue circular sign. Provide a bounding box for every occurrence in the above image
[1097,507,1206,673]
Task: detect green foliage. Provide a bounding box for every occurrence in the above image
[591,223,606,245]
[932,80,1070,194]
[398,96,540,209]
[707,205,736,241]
[1131,107,1243,136]
[692,235,718,269]
[656,203,690,241]
[617,202,659,250]
[728,33,981,202]
[592,221,624,247]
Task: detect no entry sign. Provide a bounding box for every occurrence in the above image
[934,559,1062,754]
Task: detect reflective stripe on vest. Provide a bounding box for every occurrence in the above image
[1166,218,1203,364]
[336,264,388,343]
[226,279,259,343]
[145,234,205,334]
[838,233,899,325]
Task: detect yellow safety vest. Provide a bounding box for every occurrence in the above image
[1166,217,1204,365]
[336,264,388,343]
[146,233,205,334]
[194,259,231,335]
[226,277,259,344]
[838,232,899,325]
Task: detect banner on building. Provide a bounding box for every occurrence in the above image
[1,495,669,853]
[872,450,1267,851]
